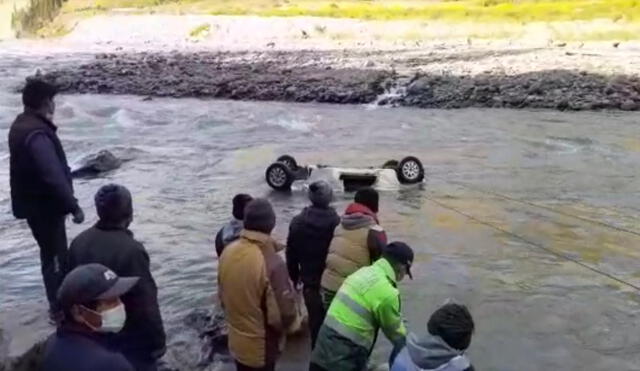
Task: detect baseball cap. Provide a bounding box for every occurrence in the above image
[382,242,414,279]
[57,263,139,309]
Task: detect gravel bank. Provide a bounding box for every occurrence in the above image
[40,47,640,111]
[13,14,639,110]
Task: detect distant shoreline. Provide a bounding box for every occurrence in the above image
[9,14,639,111]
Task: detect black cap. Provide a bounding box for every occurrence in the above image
[232,194,253,220]
[355,187,379,213]
[382,242,414,279]
[243,198,276,234]
[57,264,139,309]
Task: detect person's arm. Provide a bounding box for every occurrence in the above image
[376,293,407,347]
[125,246,167,358]
[266,255,298,332]
[367,225,387,262]
[215,228,224,257]
[285,218,301,286]
[26,132,78,214]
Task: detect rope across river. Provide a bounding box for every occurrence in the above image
[423,178,640,292]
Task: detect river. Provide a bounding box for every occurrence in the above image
[1,48,640,371]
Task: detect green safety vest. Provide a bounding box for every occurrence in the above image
[324,258,407,351]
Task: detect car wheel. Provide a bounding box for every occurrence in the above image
[277,155,298,170]
[397,156,424,184]
[266,163,294,190]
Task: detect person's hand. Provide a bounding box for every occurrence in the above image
[72,207,85,224]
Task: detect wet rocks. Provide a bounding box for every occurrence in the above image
[35,50,640,111]
[0,340,46,371]
[184,308,230,366]
[400,70,640,110]
[41,52,391,105]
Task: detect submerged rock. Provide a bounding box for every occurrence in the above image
[70,150,124,179]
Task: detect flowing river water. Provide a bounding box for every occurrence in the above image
[1,48,640,371]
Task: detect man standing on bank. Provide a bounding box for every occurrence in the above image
[219,198,299,371]
[286,181,340,348]
[69,184,166,371]
[8,79,85,316]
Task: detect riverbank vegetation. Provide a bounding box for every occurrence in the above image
[9,0,640,39]
[59,0,640,22]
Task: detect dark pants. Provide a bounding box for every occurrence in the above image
[124,354,158,371]
[310,325,369,371]
[235,361,275,371]
[26,213,68,311]
[320,287,336,312]
[303,286,326,349]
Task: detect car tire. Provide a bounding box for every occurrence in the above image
[277,155,298,170]
[397,156,424,184]
[266,162,294,190]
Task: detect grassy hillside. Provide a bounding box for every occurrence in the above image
[13,0,640,39]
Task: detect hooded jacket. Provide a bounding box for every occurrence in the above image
[391,333,474,371]
[321,203,387,293]
[286,205,340,288]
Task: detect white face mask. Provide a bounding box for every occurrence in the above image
[89,303,127,333]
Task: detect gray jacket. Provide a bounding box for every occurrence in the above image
[391,332,473,371]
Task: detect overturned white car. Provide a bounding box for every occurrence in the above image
[265,155,425,191]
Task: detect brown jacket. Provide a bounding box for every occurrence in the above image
[218,230,298,368]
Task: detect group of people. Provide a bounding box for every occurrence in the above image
[9,78,476,371]
[216,184,476,371]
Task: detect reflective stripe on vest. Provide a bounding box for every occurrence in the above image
[324,314,373,349]
[324,259,401,350]
[334,291,374,323]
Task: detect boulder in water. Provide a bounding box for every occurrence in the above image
[70,150,124,179]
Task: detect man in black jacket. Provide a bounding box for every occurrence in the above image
[286,181,340,348]
[68,184,166,371]
[8,79,85,314]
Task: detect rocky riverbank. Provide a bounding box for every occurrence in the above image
[37,45,640,111]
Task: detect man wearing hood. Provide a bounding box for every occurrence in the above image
[286,181,340,348]
[215,193,253,257]
[320,187,387,309]
[391,303,475,371]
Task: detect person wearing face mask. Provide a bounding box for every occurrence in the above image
[8,79,85,318]
[310,242,414,371]
[42,263,138,371]
[68,184,166,371]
